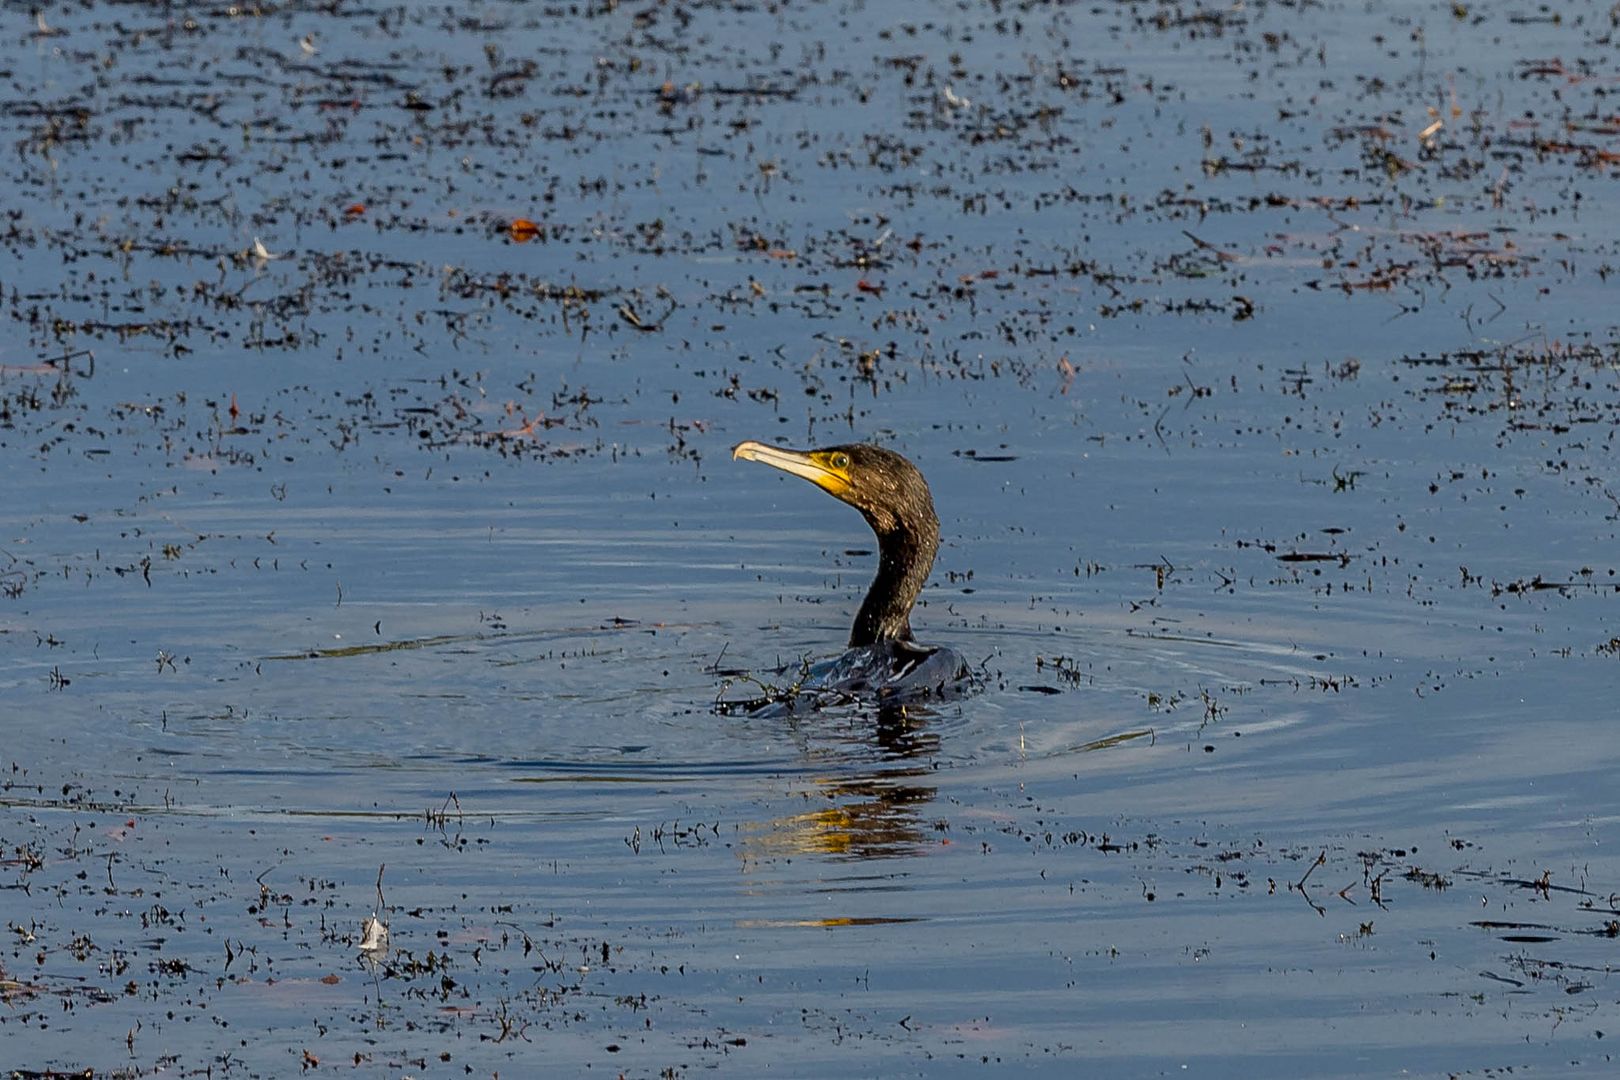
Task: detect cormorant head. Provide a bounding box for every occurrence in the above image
[730,441,936,541]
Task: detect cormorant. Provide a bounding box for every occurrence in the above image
[731,440,975,706]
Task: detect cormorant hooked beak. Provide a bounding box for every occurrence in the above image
[732,440,855,501]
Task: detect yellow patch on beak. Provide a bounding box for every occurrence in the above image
[732,440,854,500]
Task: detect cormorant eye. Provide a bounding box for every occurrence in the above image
[830,452,850,470]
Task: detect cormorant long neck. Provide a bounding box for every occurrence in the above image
[850,512,939,647]
[730,439,944,650]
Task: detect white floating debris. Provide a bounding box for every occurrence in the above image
[359,914,389,954]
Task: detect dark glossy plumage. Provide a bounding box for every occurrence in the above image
[731,440,975,706]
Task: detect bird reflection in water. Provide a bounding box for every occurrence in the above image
[723,440,980,714]
[739,705,943,865]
